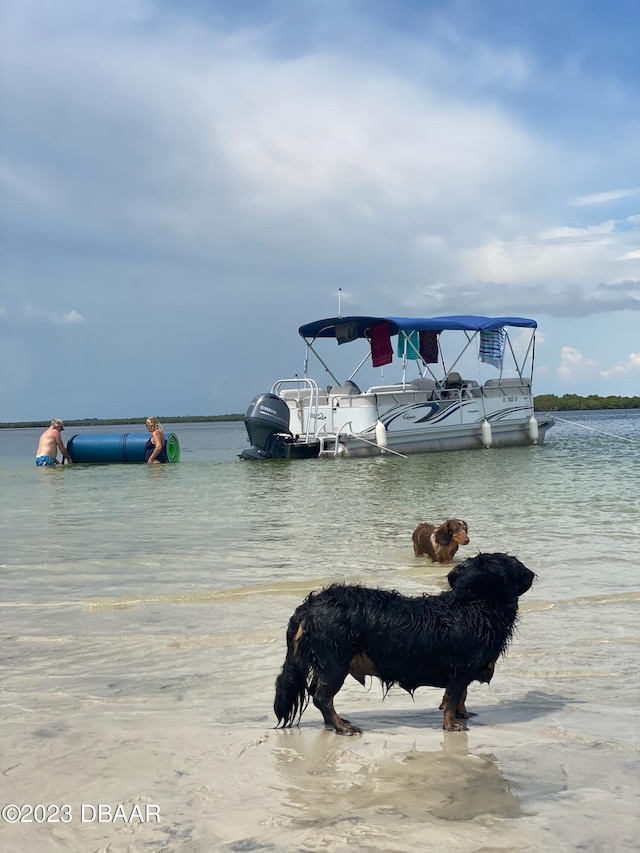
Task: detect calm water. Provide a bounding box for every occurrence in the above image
[1,413,639,852]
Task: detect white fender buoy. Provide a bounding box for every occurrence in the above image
[528,415,539,444]
[481,419,493,448]
[375,419,388,453]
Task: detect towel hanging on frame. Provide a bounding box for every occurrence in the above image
[335,321,357,345]
[419,330,439,364]
[397,330,420,360]
[479,327,505,368]
[369,322,393,367]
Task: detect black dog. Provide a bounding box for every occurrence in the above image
[274,553,534,734]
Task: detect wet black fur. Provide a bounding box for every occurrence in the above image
[274,552,535,734]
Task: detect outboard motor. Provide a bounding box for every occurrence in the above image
[240,393,293,460]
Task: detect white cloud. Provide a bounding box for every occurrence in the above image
[401,278,640,319]
[599,352,640,378]
[214,57,540,213]
[335,289,357,309]
[25,307,85,324]
[558,346,598,381]
[456,230,640,299]
[570,188,640,206]
[539,221,616,240]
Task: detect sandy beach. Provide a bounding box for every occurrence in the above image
[2,589,639,853]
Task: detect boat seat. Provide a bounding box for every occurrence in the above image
[410,378,436,392]
[280,389,307,400]
[444,372,464,389]
[328,380,361,396]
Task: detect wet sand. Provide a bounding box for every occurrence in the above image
[2,595,639,853]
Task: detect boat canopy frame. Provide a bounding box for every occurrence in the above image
[298,314,538,387]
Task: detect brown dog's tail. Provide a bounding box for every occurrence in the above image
[274,612,310,727]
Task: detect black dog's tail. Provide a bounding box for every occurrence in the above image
[274,610,311,728]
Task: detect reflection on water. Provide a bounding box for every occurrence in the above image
[274,730,523,825]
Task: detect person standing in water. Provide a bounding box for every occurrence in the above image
[35,419,73,466]
[144,417,168,464]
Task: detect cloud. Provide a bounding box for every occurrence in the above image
[599,352,640,379]
[3,2,638,312]
[557,346,640,384]
[539,221,616,240]
[451,217,640,303]
[570,188,640,206]
[557,346,598,381]
[25,307,85,324]
[402,279,640,319]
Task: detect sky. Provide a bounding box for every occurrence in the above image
[1,0,639,422]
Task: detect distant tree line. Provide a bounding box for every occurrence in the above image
[534,394,640,411]
[0,414,244,429]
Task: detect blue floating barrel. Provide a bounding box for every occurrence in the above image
[67,432,180,464]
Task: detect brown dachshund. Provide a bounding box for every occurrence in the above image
[412,518,469,562]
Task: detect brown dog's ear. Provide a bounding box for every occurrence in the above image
[434,524,452,545]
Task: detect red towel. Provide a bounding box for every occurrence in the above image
[369,322,393,367]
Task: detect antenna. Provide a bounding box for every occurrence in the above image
[338,287,342,318]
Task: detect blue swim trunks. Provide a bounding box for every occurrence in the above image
[35,455,57,467]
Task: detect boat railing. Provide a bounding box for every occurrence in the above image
[272,378,322,444]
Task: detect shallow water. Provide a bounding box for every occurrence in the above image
[1,413,639,851]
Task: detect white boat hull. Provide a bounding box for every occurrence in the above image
[337,416,553,457]
[278,379,553,458]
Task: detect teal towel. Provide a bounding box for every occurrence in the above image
[397,330,420,360]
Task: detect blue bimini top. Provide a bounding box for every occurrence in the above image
[298,315,537,341]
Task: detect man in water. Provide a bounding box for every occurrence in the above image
[35,419,74,466]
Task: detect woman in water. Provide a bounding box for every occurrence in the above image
[145,417,168,464]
